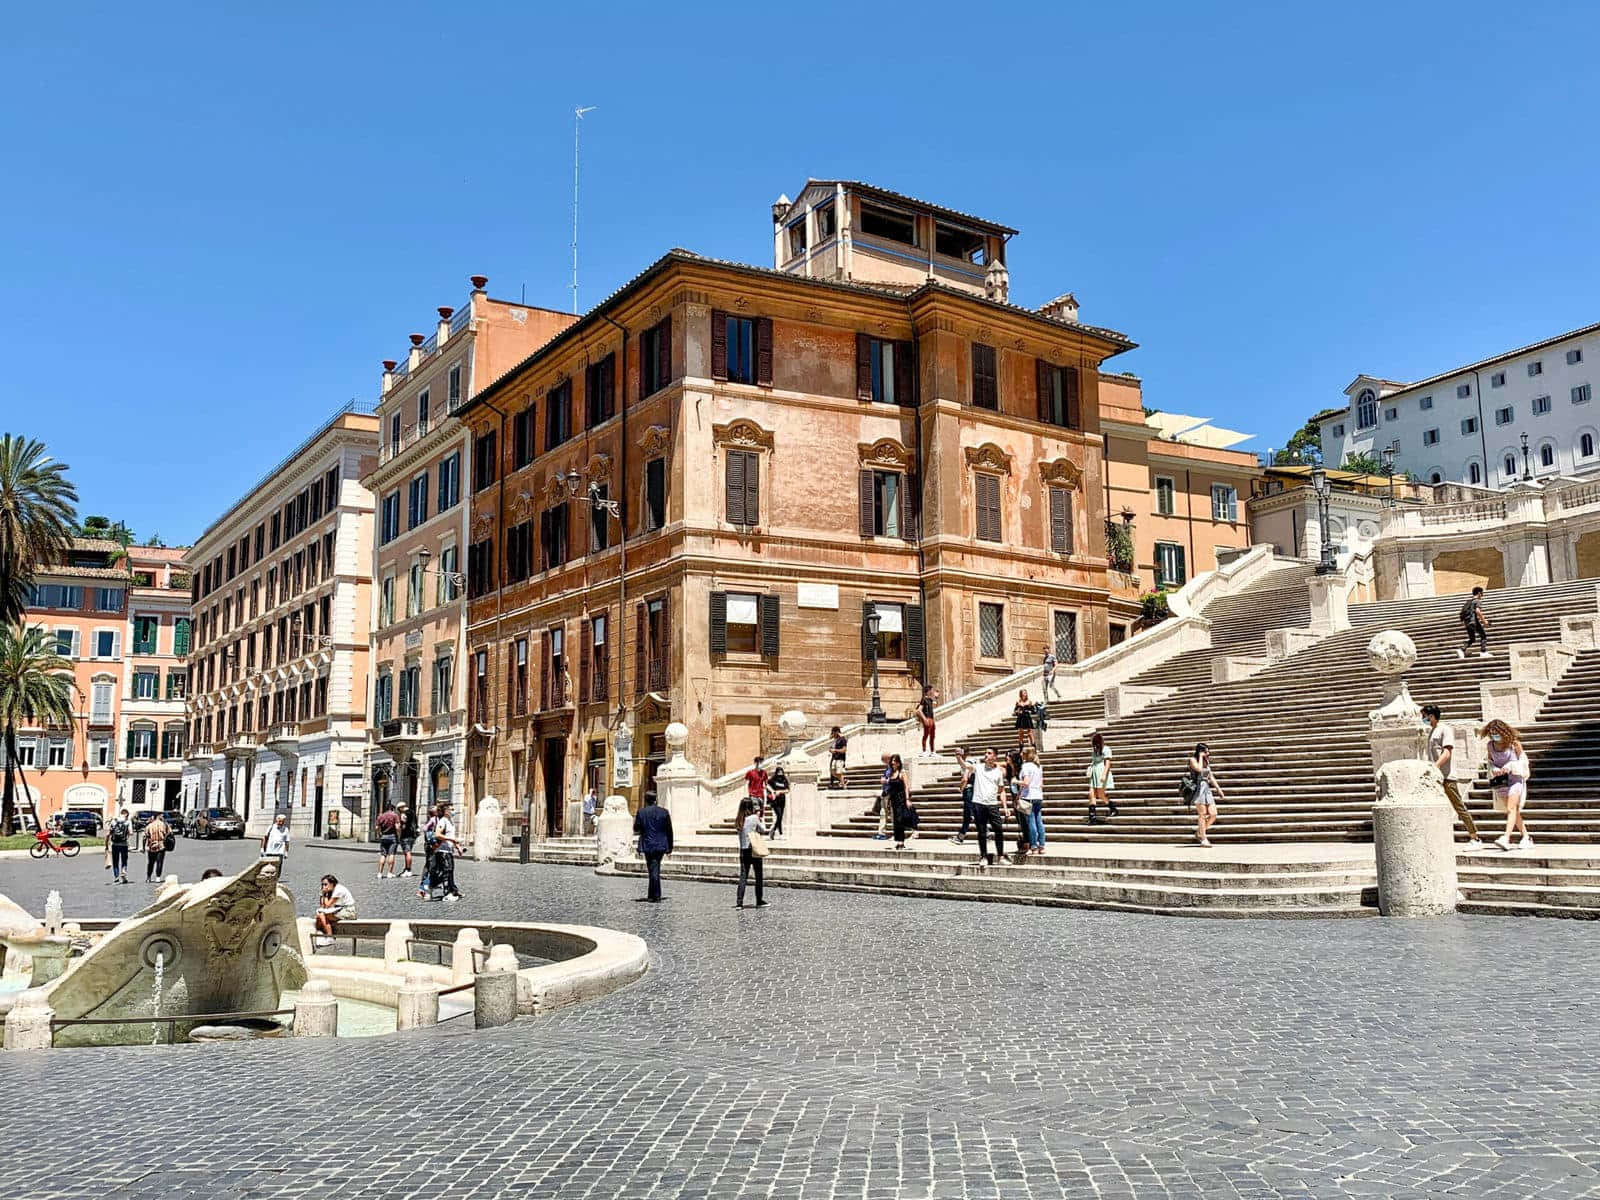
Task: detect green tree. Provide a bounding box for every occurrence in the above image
[0,624,78,833]
[79,515,111,537]
[0,435,80,624]
[1273,418,1324,465]
[1341,452,1388,476]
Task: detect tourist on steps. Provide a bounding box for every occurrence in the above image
[828,727,848,790]
[1014,689,1036,749]
[1421,704,1483,851]
[1480,719,1533,851]
[1005,749,1032,860]
[1189,743,1223,847]
[950,748,976,845]
[970,749,1007,866]
[734,797,772,908]
[1458,586,1491,658]
[873,755,894,840]
[767,765,790,840]
[918,685,940,756]
[1020,746,1046,856]
[1041,649,1059,701]
[884,754,916,850]
[1085,732,1118,823]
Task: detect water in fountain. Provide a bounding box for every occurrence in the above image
[44,891,63,936]
[149,952,164,1046]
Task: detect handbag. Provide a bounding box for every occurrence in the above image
[163,832,176,852]
[904,805,920,829]
[749,829,771,858]
[1487,773,1511,789]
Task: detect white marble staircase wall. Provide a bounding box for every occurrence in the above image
[1480,609,1592,725]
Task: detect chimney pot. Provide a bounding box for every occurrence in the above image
[409,333,426,347]
[437,306,454,320]
[382,360,398,372]
[470,275,488,291]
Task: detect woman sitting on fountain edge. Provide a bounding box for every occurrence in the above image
[313,875,357,948]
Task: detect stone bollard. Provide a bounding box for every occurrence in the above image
[396,964,440,1030]
[1373,759,1458,917]
[292,978,339,1037]
[1366,631,1427,777]
[383,920,414,973]
[295,917,317,964]
[474,943,519,1029]
[451,927,483,987]
[473,795,504,862]
[594,795,634,872]
[2,987,56,1051]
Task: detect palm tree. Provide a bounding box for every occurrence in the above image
[0,435,79,624]
[0,623,77,834]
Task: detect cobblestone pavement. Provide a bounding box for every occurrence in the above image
[3,842,1599,1199]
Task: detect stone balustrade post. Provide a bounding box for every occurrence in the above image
[2,988,55,1051]
[652,721,704,832]
[1307,571,1351,633]
[1367,631,1426,777]
[594,795,635,871]
[383,920,413,973]
[396,964,440,1030]
[777,711,822,837]
[474,943,519,1029]
[1373,759,1458,917]
[292,978,338,1038]
[451,927,483,987]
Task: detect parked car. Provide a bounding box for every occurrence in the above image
[162,810,186,836]
[59,809,104,837]
[130,809,165,834]
[183,808,205,837]
[193,807,246,839]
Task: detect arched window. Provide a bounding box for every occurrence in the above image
[1540,444,1555,469]
[1429,472,1442,484]
[1504,454,1518,477]
[1356,388,1377,430]
[1582,433,1595,458]
[1469,462,1483,484]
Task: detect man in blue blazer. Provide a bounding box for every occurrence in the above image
[632,791,674,902]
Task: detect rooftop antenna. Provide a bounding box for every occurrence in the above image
[572,105,597,314]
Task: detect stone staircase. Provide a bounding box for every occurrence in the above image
[1457,854,1600,918]
[814,574,1600,846]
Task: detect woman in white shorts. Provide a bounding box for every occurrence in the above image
[1188,742,1224,847]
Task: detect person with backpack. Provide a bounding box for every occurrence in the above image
[1187,743,1223,847]
[107,807,131,884]
[431,802,463,902]
[416,803,440,900]
[1458,586,1491,658]
[396,804,418,878]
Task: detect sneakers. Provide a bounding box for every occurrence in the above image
[313,936,333,948]
[1479,651,1491,658]
[1520,834,1534,850]
[1495,835,1512,851]
[1464,839,1484,852]
[399,870,414,878]
[950,835,966,844]
[443,894,461,903]
[1457,648,1466,660]
[1107,803,1120,818]
[872,833,889,841]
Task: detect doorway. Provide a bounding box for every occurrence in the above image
[724,714,762,775]
[542,737,565,837]
[163,779,182,811]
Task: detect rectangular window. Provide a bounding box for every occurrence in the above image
[448,364,463,408]
[644,457,667,532]
[1210,484,1238,523]
[640,317,672,397]
[540,504,569,571]
[379,575,395,626]
[1423,428,1441,445]
[90,680,113,723]
[1384,407,1398,422]
[586,613,609,702]
[506,519,534,583]
[860,202,918,246]
[132,670,158,700]
[95,588,124,612]
[166,670,186,700]
[473,429,498,492]
[374,672,392,724]
[935,223,987,264]
[1332,423,1345,437]
[399,664,421,717]
[1495,406,1515,426]
[724,450,760,526]
[435,451,460,512]
[545,381,573,449]
[590,484,611,552]
[787,219,806,258]
[1568,349,1584,366]
[1533,395,1552,415]
[1155,476,1176,516]
[436,544,459,605]
[723,592,762,655]
[1053,610,1079,665]
[971,343,997,409]
[513,637,528,714]
[432,654,452,715]
[1036,361,1079,428]
[52,627,77,659]
[710,311,770,387]
[128,728,155,760]
[974,473,1002,542]
[859,469,902,537]
[92,629,119,659]
[1457,383,1472,398]
[977,602,1004,659]
[132,616,158,655]
[645,596,669,692]
[1461,417,1479,435]
[584,354,616,427]
[1419,395,1433,410]
[1529,361,1544,377]
[160,729,184,759]
[863,337,912,405]
[815,204,837,239]
[47,739,68,768]
[407,562,423,618]
[512,405,537,469]
[724,316,757,385]
[408,474,429,528]
[1574,384,1592,405]
[467,540,493,599]
[30,584,84,610]
[1490,372,1506,388]
[380,491,400,543]
[869,601,906,661]
[1155,542,1187,588]
[1049,487,1074,553]
[417,389,430,435]
[545,626,565,708]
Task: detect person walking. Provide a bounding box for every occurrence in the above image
[397,804,417,878]
[143,810,170,882]
[767,764,789,840]
[1004,749,1031,860]
[375,805,400,879]
[416,804,439,900]
[735,796,773,908]
[1085,733,1118,823]
[582,785,599,836]
[1458,585,1491,658]
[970,749,1007,866]
[313,875,357,947]
[1041,649,1059,701]
[872,754,895,841]
[633,792,674,902]
[431,803,463,902]
[1422,704,1483,851]
[828,727,848,790]
[918,686,940,756]
[1188,743,1223,847]
[1481,719,1533,851]
[107,807,131,884]
[744,755,768,804]
[1019,746,1046,856]
[950,748,976,845]
[1013,690,1036,749]
[883,754,916,850]
[262,812,291,860]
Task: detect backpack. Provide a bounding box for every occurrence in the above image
[1460,599,1477,625]
[1178,770,1200,805]
[109,818,129,844]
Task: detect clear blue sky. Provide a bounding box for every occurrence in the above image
[6,2,1598,545]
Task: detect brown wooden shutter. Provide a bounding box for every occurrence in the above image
[973,343,996,408]
[1036,358,1052,423]
[755,317,773,386]
[597,607,611,701]
[710,310,728,380]
[1050,487,1072,554]
[656,593,671,687]
[634,603,646,697]
[743,452,760,525]
[861,599,877,661]
[725,452,746,525]
[1064,366,1081,429]
[709,591,727,654]
[903,471,920,542]
[976,474,1001,541]
[657,316,672,389]
[539,631,550,711]
[905,604,925,667]
[856,334,873,401]
[858,469,875,536]
[895,339,916,407]
[579,618,592,703]
[505,644,516,718]
[760,593,780,658]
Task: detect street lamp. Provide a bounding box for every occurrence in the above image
[1382,445,1397,508]
[1311,467,1335,575]
[864,608,886,724]
[1520,432,1532,481]
[416,546,466,594]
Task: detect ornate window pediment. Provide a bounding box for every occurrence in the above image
[1039,457,1083,489]
[712,419,775,452]
[962,442,1013,475]
[858,438,913,469]
[585,452,613,486]
[640,424,671,458]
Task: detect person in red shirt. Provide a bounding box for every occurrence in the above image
[744,755,768,801]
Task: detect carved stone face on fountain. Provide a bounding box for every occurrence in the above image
[1367,630,1418,677]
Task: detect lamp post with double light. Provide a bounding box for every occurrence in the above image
[1521,432,1532,481]
[1311,467,1335,575]
[864,607,886,724]
[1382,445,1397,508]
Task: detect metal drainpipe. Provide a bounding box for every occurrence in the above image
[475,396,510,837]
[595,313,630,740]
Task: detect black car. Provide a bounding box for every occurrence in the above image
[193,807,246,839]
[130,809,165,834]
[162,810,186,836]
[59,809,104,837]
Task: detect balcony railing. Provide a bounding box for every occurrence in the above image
[264,724,299,754]
[186,743,215,763]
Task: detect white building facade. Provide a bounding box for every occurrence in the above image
[1317,321,1600,489]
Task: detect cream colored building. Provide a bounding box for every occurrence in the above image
[116,544,192,813]
[181,406,379,837]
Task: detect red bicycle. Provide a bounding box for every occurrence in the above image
[29,829,80,858]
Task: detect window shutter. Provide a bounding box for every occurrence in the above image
[725,452,746,526]
[1050,487,1072,554]
[895,339,916,407]
[903,471,920,542]
[634,603,646,697]
[709,591,728,654]
[1063,366,1080,429]
[597,607,611,701]
[976,474,1000,541]
[743,452,760,525]
[1035,358,1052,423]
[657,594,671,685]
[710,310,728,381]
[905,604,925,667]
[505,646,516,719]
[760,593,780,657]
[579,619,592,704]
[540,631,551,711]
[861,599,877,661]
[856,333,873,401]
[657,315,672,389]
[973,343,996,408]
[126,731,136,760]
[755,317,773,386]
[858,470,875,537]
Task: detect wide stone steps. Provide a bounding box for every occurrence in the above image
[1457,856,1600,917]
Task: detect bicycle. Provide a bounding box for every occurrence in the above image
[29,829,80,858]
